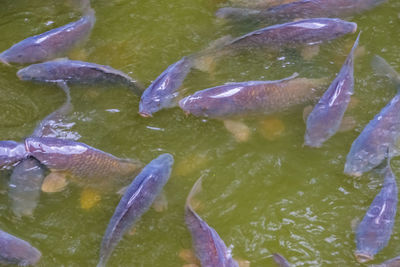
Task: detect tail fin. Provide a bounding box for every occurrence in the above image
[371,55,400,87]
[186,177,203,209]
[215,7,261,21]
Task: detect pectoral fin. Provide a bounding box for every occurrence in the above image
[41,171,69,193]
[338,116,356,132]
[179,249,200,265]
[301,45,320,60]
[224,120,251,143]
[80,188,101,210]
[152,191,168,212]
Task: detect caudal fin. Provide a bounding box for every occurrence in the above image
[186,177,203,209]
[371,55,400,87]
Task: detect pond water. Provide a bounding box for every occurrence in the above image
[0,0,400,266]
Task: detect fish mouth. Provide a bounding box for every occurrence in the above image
[0,55,10,66]
[354,252,373,263]
[138,111,152,118]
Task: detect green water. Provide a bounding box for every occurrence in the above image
[0,0,400,266]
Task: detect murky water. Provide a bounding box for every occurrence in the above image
[0,0,400,266]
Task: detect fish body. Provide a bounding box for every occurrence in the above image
[185,178,239,267]
[272,253,291,267]
[224,18,357,51]
[179,74,326,119]
[9,158,45,217]
[17,59,143,95]
[139,56,194,117]
[25,137,141,189]
[304,32,360,147]
[355,162,397,263]
[0,141,26,169]
[0,10,95,65]
[97,154,173,267]
[228,0,297,9]
[0,230,41,266]
[217,0,386,24]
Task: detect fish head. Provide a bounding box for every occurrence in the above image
[335,20,358,36]
[138,95,159,117]
[344,147,386,177]
[354,251,373,263]
[0,141,26,169]
[17,63,50,82]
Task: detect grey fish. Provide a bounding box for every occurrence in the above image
[179,73,327,119]
[372,255,400,267]
[216,0,386,24]
[223,18,357,51]
[185,177,239,267]
[17,58,143,96]
[8,158,45,217]
[0,9,95,65]
[344,56,400,176]
[227,0,297,9]
[272,253,291,267]
[0,141,26,169]
[25,137,142,191]
[97,153,173,267]
[304,32,360,147]
[354,159,397,263]
[139,56,194,117]
[8,85,73,217]
[0,229,41,266]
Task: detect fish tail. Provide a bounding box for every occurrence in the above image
[186,177,203,209]
[83,7,96,26]
[371,55,400,87]
[128,80,145,97]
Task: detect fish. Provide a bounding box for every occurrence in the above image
[0,229,41,266]
[0,9,95,65]
[17,58,143,96]
[304,32,360,147]
[8,158,45,218]
[179,73,327,119]
[216,0,387,24]
[372,255,400,267]
[272,253,291,267]
[139,56,194,117]
[344,56,400,176]
[97,153,173,267]
[25,137,142,191]
[227,0,297,9]
[222,18,357,51]
[354,158,397,263]
[0,141,26,169]
[185,177,239,267]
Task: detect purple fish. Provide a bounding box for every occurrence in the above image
[185,177,239,267]
[25,137,142,190]
[0,9,95,65]
[97,153,173,267]
[223,18,357,51]
[354,160,397,263]
[0,141,26,169]
[0,229,41,266]
[304,32,360,147]
[344,56,400,176]
[272,253,291,267]
[17,58,143,95]
[139,56,194,117]
[216,0,386,24]
[179,73,326,119]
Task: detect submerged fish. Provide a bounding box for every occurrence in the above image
[354,159,397,263]
[344,56,400,176]
[17,58,143,96]
[97,153,173,267]
[0,9,95,65]
[25,137,142,190]
[227,0,297,9]
[304,32,360,147]
[216,0,386,24]
[272,253,291,267]
[372,255,400,267]
[0,141,26,169]
[222,18,357,51]
[0,229,41,266]
[185,177,239,267]
[8,158,45,217]
[179,73,326,119]
[139,56,194,117]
